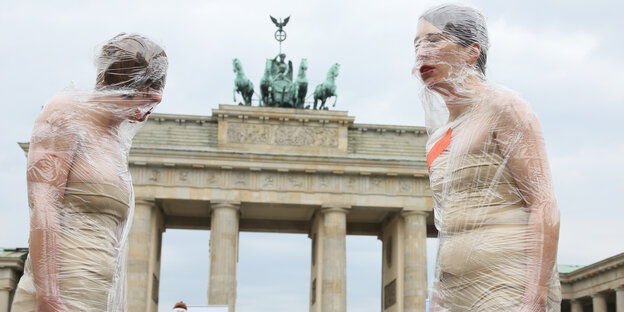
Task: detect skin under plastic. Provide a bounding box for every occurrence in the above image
[12,33,168,312]
[414,5,562,312]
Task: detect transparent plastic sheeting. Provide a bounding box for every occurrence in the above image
[414,5,562,312]
[12,33,168,312]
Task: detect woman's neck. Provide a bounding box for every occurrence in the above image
[436,75,486,122]
[85,98,125,136]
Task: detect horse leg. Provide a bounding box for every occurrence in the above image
[233,87,237,102]
[246,90,252,106]
[332,94,338,107]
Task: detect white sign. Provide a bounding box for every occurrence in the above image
[187,306,228,312]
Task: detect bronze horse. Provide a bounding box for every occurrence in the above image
[313,63,339,110]
[233,58,254,106]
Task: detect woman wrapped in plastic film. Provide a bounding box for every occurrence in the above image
[12,33,168,312]
[414,5,562,312]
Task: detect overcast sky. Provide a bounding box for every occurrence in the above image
[1,0,623,311]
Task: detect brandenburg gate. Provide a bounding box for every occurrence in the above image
[126,104,435,312]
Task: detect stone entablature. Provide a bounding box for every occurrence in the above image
[560,252,624,300]
[130,165,430,197]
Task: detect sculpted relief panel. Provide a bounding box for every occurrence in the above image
[226,123,338,147]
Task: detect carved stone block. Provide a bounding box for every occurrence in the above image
[260,172,277,189]
[285,173,306,191]
[398,177,414,193]
[369,175,386,193]
[313,174,334,191]
[226,123,338,147]
[232,171,250,188]
[384,279,397,309]
[205,170,221,187]
[342,175,360,193]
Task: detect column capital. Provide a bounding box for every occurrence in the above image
[592,292,607,299]
[615,285,624,291]
[135,197,156,206]
[210,200,241,211]
[320,204,351,214]
[401,209,429,217]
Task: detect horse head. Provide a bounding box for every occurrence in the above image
[297,58,308,79]
[233,58,242,73]
[299,58,308,72]
[331,63,340,77]
[326,63,340,80]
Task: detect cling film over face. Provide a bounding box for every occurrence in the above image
[12,33,168,312]
[414,5,562,312]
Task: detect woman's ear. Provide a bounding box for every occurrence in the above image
[467,43,481,65]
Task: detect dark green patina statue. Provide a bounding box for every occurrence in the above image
[259,54,309,108]
[313,63,340,110]
[232,16,339,109]
[233,58,254,106]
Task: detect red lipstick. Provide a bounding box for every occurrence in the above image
[420,65,435,77]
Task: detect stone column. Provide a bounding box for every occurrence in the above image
[402,210,428,312]
[0,288,9,312]
[592,292,608,312]
[615,286,624,312]
[380,214,403,312]
[0,256,24,312]
[207,201,240,312]
[570,299,583,312]
[320,205,349,312]
[309,212,321,312]
[128,198,165,312]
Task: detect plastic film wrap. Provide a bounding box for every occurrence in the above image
[414,5,562,312]
[12,33,168,312]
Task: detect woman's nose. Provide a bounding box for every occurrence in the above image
[149,92,163,103]
[411,65,420,76]
[416,46,431,59]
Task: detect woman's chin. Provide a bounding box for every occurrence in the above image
[423,76,444,89]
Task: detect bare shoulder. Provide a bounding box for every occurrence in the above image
[35,94,81,126]
[484,85,537,125]
[31,94,83,143]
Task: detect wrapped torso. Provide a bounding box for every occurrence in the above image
[428,88,561,311]
[13,95,139,311]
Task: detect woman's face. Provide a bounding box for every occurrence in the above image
[125,89,163,122]
[96,88,163,123]
[413,20,471,90]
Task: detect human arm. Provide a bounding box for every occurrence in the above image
[494,98,560,311]
[27,102,76,311]
[428,280,445,312]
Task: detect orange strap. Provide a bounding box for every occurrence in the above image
[427,127,452,172]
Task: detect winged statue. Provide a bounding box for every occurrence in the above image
[270,15,290,31]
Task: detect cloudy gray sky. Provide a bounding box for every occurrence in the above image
[1,0,622,311]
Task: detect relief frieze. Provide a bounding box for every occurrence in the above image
[131,166,427,196]
[226,123,338,147]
